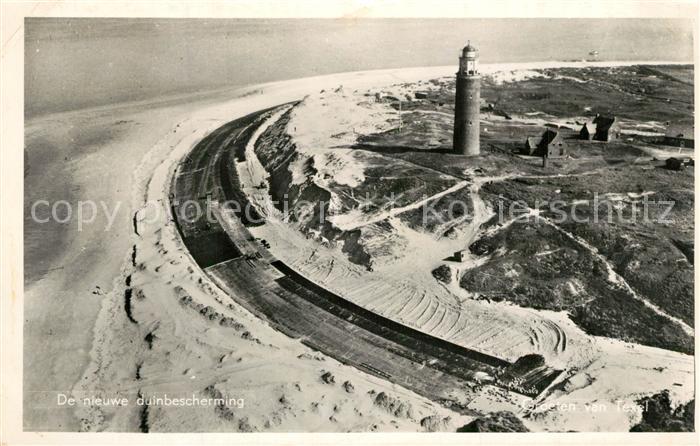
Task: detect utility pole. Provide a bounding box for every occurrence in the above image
[398,100,402,132]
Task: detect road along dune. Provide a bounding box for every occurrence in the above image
[170,105,564,402]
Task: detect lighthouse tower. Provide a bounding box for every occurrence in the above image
[453,42,481,156]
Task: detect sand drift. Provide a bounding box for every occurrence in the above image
[169,104,563,404]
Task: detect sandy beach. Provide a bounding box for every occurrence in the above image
[23,60,693,432]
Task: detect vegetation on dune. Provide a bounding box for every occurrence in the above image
[472,157,694,350]
[253,65,694,353]
[462,217,693,354]
[481,65,694,123]
[431,264,452,284]
[630,391,694,432]
[457,411,529,432]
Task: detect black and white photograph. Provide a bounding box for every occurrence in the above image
[1,1,698,442]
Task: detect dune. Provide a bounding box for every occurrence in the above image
[23,60,693,432]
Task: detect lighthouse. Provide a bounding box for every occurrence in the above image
[453,42,481,156]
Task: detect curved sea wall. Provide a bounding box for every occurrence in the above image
[253,107,373,267]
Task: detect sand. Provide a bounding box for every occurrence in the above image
[23,60,693,432]
[24,65,482,432]
[237,61,694,431]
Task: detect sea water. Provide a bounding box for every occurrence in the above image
[25,18,694,117]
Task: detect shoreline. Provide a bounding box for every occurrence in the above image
[25,59,693,122]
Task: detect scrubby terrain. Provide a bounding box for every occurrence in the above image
[246,63,694,432]
[630,391,694,432]
[253,64,694,355]
[466,165,694,353]
[457,411,530,432]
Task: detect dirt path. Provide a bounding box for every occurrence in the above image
[539,215,694,336]
[330,180,469,231]
[476,167,694,337]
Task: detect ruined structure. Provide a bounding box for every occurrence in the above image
[453,42,481,156]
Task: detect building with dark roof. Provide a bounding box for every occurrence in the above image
[663,124,694,149]
[579,122,594,140]
[593,115,621,141]
[521,129,567,157]
[665,157,686,171]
